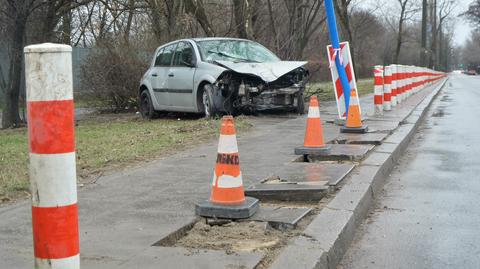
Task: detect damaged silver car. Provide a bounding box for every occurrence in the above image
[139,38,309,118]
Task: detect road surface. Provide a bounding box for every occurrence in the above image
[339,73,480,269]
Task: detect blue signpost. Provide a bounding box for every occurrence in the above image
[324,0,351,114]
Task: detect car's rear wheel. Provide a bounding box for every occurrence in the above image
[139,89,156,119]
[202,84,217,118]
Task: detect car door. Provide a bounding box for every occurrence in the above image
[167,41,197,110]
[150,43,176,107]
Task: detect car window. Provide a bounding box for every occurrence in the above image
[156,44,176,66]
[154,48,164,66]
[172,42,195,67]
[196,40,280,63]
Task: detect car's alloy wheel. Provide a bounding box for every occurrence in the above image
[202,84,217,118]
[140,90,155,119]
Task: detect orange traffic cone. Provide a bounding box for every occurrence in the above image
[340,90,368,133]
[295,96,331,155]
[210,116,245,204]
[195,116,259,219]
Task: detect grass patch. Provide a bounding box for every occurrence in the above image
[305,78,373,102]
[0,114,252,202]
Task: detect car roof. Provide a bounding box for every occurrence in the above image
[190,37,251,42]
[156,37,253,50]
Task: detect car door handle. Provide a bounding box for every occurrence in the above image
[168,72,174,77]
[151,73,158,77]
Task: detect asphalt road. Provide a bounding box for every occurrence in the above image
[339,73,480,269]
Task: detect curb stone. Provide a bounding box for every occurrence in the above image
[269,78,448,269]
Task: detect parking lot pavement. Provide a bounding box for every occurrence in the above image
[0,86,436,268]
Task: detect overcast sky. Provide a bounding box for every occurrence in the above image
[453,0,474,46]
[358,0,475,46]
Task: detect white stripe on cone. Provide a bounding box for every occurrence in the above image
[212,173,243,188]
[217,134,239,154]
[307,106,320,118]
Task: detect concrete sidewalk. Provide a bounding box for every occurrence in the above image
[0,83,439,268]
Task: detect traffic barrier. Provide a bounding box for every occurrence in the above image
[371,64,446,112]
[24,43,80,268]
[196,116,259,219]
[396,65,403,104]
[295,96,331,155]
[341,89,368,133]
[373,65,383,115]
[406,66,412,98]
[390,64,398,107]
[383,65,392,111]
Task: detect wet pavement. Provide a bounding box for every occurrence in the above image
[339,74,480,269]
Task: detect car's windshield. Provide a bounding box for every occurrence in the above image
[196,40,280,63]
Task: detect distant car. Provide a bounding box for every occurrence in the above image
[466,70,477,75]
[138,38,309,118]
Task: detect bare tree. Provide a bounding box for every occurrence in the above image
[1,0,90,128]
[184,0,215,36]
[393,0,419,63]
[464,0,480,28]
[429,0,455,68]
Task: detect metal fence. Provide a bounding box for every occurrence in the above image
[0,46,92,101]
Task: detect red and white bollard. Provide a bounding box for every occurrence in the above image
[373,65,383,115]
[405,65,412,98]
[383,65,392,111]
[390,64,397,107]
[25,43,80,269]
[396,65,403,104]
[401,65,407,101]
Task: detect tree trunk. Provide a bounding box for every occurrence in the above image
[62,10,72,44]
[429,0,437,69]
[2,14,26,128]
[266,0,279,52]
[184,0,215,37]
[334,0,356,72]
[394,0,407,64]
[233,0,249,39]
[420,0,427,66]
[124,0,135,44]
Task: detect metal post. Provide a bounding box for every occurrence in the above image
[324,0,352,113]
[25,43,79,269]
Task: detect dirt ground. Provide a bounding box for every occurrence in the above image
[172,197,335,269]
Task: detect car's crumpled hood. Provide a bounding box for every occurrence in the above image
[214,60,308,83]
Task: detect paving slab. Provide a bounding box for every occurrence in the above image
[241,206,313,230]
[272,162,356,186]
[245,162,355,201]
[117,247,263,269]
[303,144,374,162]
[244,183,328,201]
[334,132,388,145]
[364,120,399,133]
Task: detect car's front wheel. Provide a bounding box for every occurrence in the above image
[295,92,305,114]
[202,84,217,118]
[139,89,156,119]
